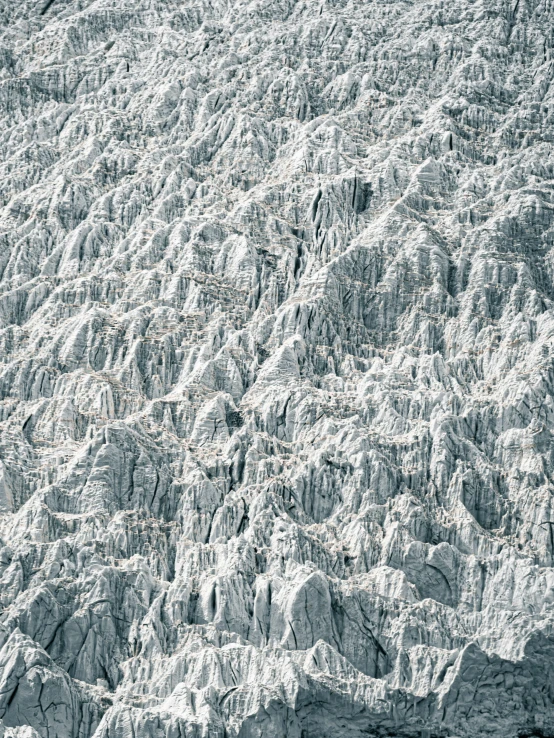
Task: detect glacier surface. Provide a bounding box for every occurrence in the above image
[0,0,554,736]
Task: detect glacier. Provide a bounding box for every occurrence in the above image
[0,0,554,736]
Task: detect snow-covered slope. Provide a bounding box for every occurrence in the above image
[0,0,554,736]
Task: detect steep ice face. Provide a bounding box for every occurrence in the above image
[0,0,554,736]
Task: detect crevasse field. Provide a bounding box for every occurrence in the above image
[0,0,553,736]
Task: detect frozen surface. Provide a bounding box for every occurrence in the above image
[0,0,554,736]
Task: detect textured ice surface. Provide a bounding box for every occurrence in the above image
[0,0,554,736]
